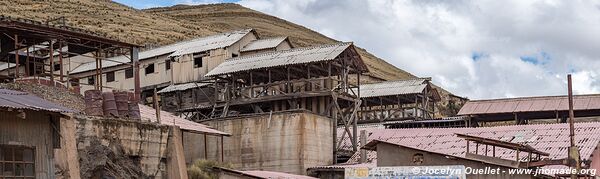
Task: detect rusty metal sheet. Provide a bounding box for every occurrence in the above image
[573,97,590,110]
[515,100,534,112]
[542,98,561,111]
[586,96,600,110]
[473,102,492,114]
[138,104,229,136]
[529,99,547,111]
[486,101,506,113]
[333,122,600,169]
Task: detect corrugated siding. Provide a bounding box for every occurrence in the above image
[205,42,354,77]
[0,111,55,179]
[359,79,428,98]
[458,94,600,115]
[240,36,287,52]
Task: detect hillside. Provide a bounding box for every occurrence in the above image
[0,0,461,115]
[144,3,415,81]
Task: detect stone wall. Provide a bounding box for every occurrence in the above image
[204,110,333,175]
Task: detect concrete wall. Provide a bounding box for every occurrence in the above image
[204,111,333,175]
[376,142,532,179]
[74,116,170,178]
[0,110,58,179]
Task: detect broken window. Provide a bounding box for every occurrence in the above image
[125,68,133,79]
[145,63,155,75]
[232,53,239,58]
[165,60,171,70]
[88,76,95,85]
[193,56,203,68]
[106,71,115,82]
[53,63,61,71]
[0,145,35,178]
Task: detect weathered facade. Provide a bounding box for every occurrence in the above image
[204,111,333,175]
[0,89,76,179]
[69,29,260,103]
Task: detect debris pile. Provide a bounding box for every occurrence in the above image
[78,138,147,179]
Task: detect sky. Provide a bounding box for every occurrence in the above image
[116,0,600,100]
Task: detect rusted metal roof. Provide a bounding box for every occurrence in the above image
[0,89,74,113]
[240,36,289,52]
[338,122,600,170]
[138,104,229,136]
[458,94,600,115]
[157,82,209,94]
[71,29,254,74]
[359,78,430,98]
[205,42,365,77]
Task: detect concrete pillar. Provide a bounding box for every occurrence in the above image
[167,126,188,179]
[54,115,82,179]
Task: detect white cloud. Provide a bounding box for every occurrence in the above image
[238,0,600,99]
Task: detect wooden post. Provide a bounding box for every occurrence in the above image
[59,40,63,82]
[50,40,54,82]
[221,135,224,162]
[14,35,19,78]
[25,43,29,77]
[359,130,367,163]
[153,88,161,123]
[204,133,208,159]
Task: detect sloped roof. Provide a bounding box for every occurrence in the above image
[240,36,289,52]
[206,42,366,77]
[70,29,254,74]
[337,122,600,169]
[0,88,74,113]
[157,82,209,94]
[138,104,229,136]
[0,62,16,71]
[458,94,600,115]
[359,78,430,98]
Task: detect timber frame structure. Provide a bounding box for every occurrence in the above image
[179,42,369,163]
[358,78,440,124]
[0,16,141,99]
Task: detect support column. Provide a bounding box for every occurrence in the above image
[132,47,141,102]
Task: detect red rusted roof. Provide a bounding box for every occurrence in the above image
[0,88,74,113]
[335,122,600,170]
[138,104,230,136]
[458,94,600,115]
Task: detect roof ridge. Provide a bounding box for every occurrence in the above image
[226,42,352,62]
[470,93,600,102]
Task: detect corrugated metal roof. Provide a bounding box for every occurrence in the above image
[458,94,600,115]
[0,88,75,113]
[359,78,429,98]
[338,122,600,169]
[138,104,229,136]
[70,29,254,74]
[168,29,254,57]
[0,62,16,71]
[240,36,288,52]
[157,82,209,94]
[205,42,357,77]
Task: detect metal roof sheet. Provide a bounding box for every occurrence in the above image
[205,42,355,77]
[240,36,288,52]
[0,88,75,113]
[70,29,254,74]
[359,78,428,98]
[458,94,600,115]
[0,62,16,71]
[339,122,600,168]
[138,104,229,136]
[157,82,209,94]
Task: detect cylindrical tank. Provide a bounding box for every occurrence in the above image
[113,90,129,118]
[84,90,103,116]
[102,92,118,117]
[128,92,141,120]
